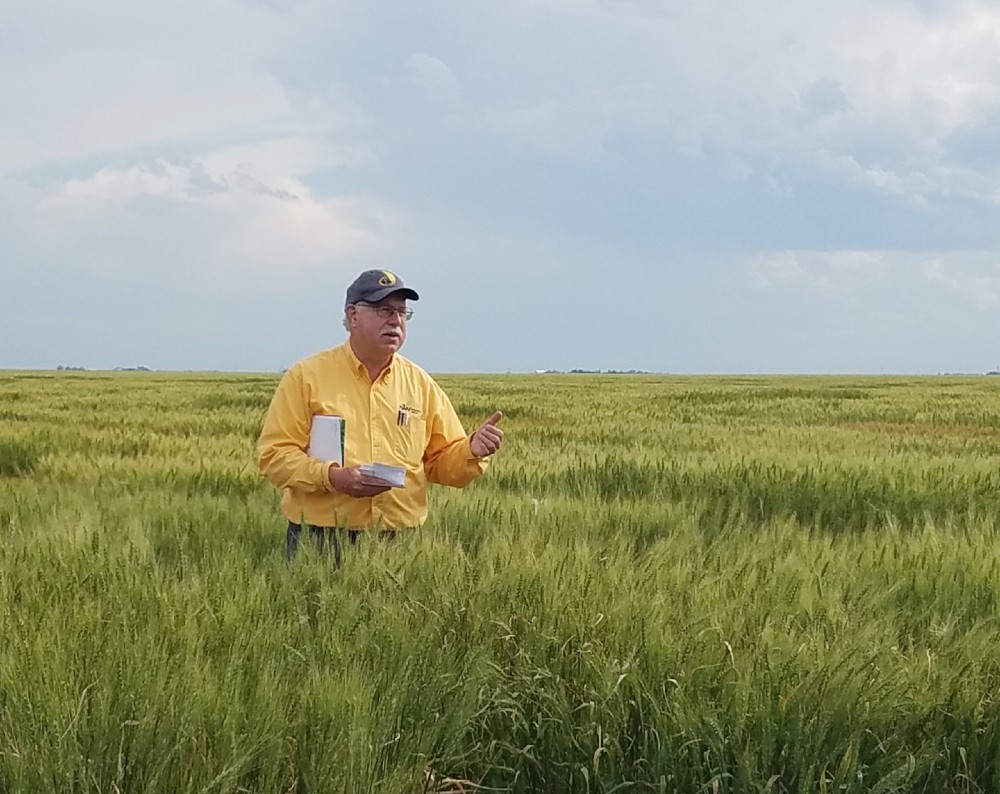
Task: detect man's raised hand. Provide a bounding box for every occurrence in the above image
[470,411,504,457]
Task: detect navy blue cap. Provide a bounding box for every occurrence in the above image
[345,270,419,306]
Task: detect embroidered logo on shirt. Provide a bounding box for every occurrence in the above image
[379,271,398,287]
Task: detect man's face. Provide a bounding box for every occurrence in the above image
[347,295,410,356]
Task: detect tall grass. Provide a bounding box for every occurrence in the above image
[0,438,39,476]
[2,372,1000,792]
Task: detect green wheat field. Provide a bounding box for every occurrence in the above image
[3,371,1000,793]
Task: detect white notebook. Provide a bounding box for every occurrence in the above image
[307,415,344,466]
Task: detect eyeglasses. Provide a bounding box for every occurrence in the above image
[355,303,413,321]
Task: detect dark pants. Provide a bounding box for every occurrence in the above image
[285,522,396,567]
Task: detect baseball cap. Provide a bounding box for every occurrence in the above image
[345,269,420,306]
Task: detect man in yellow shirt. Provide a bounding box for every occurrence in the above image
[258,269,504,563]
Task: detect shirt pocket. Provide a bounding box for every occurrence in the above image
[387,416,426,467]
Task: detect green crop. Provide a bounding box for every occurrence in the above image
[2,371,1000,792]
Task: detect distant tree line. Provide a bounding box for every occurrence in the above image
[55,365,151,372]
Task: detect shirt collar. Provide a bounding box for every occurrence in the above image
[344,340,394,382]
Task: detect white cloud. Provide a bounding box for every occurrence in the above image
[750,248,1000,313]
[713,1,1000,201]
[475,0,1000,208]
[0,56,292,174]
[406,54,460,104]
[23,156,398,284]
[749,250,891,291]
[0,2,390,290]
[923,256,1000,309]
[0,0,358,174]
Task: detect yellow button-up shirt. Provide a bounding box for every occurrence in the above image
[258,342,488,529]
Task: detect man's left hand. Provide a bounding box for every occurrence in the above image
[470,411,504,457]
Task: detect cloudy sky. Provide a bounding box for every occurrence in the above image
[3,0,1000,374]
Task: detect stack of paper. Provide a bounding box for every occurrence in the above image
[360,463,406,487]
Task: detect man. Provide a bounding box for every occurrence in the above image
[258,269,504,563]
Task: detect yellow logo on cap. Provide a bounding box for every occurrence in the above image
[378,271,397,287]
